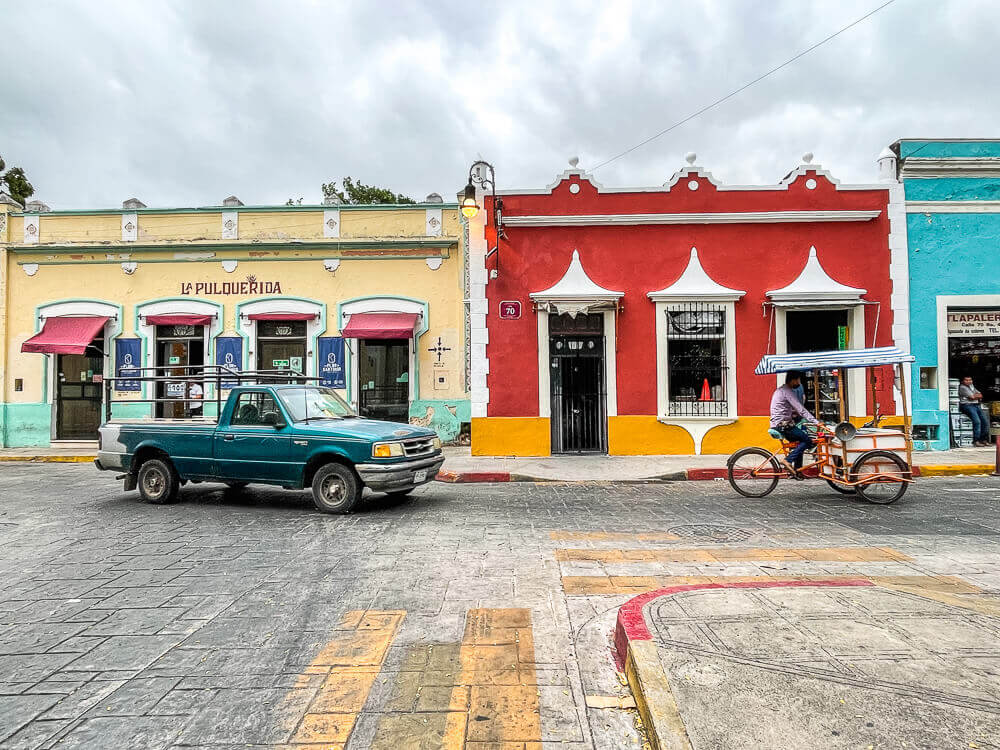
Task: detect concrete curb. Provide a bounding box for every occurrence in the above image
[613,579,873,750]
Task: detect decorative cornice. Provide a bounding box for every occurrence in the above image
[9,238,458,253]
[7,202,458,217]
[905,200,1000,213]
[900,157,1000,179]
[504,210,881,227]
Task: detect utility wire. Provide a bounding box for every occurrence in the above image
[592,0,898,172]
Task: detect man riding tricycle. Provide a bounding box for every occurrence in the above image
[727,347,916,504]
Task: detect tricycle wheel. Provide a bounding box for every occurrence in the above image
[137,458,180,504]
[311,463,360,514]
[825,478,855,495]
[727,447,780,498]
[851,450,910,505]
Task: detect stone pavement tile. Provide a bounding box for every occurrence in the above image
[49,715,183,749]
[45,634,108,654]
[83,676,179,716]
[0,718,71,750]
[0,599,95,625]
[180,616,277,649]
[179,687,312,744]
[466,685,542,743]
[0,653,78,683]
[0,694,61,743]
[38,678,125,720]
[67,635,183,671]
[23,678,89,695]
[94,586,186,609]
[146,687,218,716]
[538,684,586,742]
[101,568,185,588]
[0,623,84,654]
[83,607,187,636]
[14,579,106,601]
[445,578,515,601]
[367,711,465,749]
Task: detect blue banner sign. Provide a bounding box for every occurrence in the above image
[215,336,243,388]
[318,337,346,389]
[115,338,141,391]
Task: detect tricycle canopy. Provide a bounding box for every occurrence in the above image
[754,346,915,376]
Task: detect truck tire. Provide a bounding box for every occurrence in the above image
[311,463,360,514]
[137,458,180,504]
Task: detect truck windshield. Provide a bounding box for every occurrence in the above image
[277,387,357,422]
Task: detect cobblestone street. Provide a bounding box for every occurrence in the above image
[1,463,999,748]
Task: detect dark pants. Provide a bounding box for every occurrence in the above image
[960,403,990,443]
[779,425,814,469]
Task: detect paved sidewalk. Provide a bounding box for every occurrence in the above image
[2,443,997,480]
[614,579,1000,749]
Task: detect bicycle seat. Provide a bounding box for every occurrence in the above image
[767,428,784,440]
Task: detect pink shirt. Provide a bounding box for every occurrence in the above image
[770,385,818,428]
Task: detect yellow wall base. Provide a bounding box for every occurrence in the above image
[471,417,551,456]
[608,416,695,455]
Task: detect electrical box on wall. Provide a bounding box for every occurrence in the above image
[434,371,449,390]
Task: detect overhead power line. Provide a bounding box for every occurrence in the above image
[591,0,898,172]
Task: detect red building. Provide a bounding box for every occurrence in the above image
[469,154,895,455]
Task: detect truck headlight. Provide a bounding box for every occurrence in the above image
[373,442,404,458]
[432,437,442,451]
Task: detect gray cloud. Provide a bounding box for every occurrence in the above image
[2,0,997,209]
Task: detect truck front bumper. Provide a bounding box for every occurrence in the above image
[355,454,445,492]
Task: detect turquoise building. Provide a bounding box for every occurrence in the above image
[879,139,1000,450]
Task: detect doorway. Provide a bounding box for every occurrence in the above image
[358,340,410,422]
[155,324,205,418]
[785,309,850,423]
[55,334,105,440]
[549,313,607,453]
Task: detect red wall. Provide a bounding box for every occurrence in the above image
[484,169,894,418]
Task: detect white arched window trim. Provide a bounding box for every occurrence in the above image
[340,297,426,408]
[239,298,324,377]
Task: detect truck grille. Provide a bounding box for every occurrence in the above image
[403,437,436,457]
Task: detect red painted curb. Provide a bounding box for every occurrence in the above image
[612,578,873,670]
[685,468,726,481]
[435,470,511,483]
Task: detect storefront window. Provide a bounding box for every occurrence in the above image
[666,304,727,417]
[257,320,307,374]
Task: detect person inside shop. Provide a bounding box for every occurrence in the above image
[958,375,990,446]
[770,370,824,479]
[187,382,204,418]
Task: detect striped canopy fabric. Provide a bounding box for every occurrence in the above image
[754,347,915,375]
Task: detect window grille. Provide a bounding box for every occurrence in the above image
[665,302,728,417]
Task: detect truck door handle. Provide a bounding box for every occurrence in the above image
[223,434,234,441]
[293,440,307,446]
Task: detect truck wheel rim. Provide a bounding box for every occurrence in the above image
[321,475,346,505]
[144,469,164,498]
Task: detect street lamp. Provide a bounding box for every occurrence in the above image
[460,160,504,275]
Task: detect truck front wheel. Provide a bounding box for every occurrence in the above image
[311,463,360,514]
[137,458,180,504]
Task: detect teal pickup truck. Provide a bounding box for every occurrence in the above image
[95,384,444,513]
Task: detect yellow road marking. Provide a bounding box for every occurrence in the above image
[555,546,911,563]
[285,609,404,747]
[562,573,982,597]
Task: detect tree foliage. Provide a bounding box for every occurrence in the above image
[321,176,415,205]
[0,154,35,206]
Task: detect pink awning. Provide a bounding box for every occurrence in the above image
[21,316,109,355]
[247,312,317,321]
[145,314,213,326]
[342,312,419,339]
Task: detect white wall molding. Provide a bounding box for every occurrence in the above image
[222,211,238,240]
[900,157,1000,178]
[425,207,443,236]
[323,209,340,238]
[467,185,490,419]
[881,150,910,415]
[23,215,39,243]
[906,201,1000,213]
[503,210,880,227]
[122,213,138,242]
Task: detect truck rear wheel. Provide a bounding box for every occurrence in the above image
[311,463,360,514]
[137,458,180,504]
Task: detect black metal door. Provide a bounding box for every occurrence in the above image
[550,322,607,453]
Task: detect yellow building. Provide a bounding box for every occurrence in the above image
[0,192,469,447]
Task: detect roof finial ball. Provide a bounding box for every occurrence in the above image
[802,152,814,164]
[568,156,580,168]
[685,152,697,165]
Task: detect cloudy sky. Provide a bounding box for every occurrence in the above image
[3,0,997,209]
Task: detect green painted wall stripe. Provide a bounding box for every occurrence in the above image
[11,239,457,254]
[12,202,458,216]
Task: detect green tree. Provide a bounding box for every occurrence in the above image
[321,176,415,205]
[0,155,35,206]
